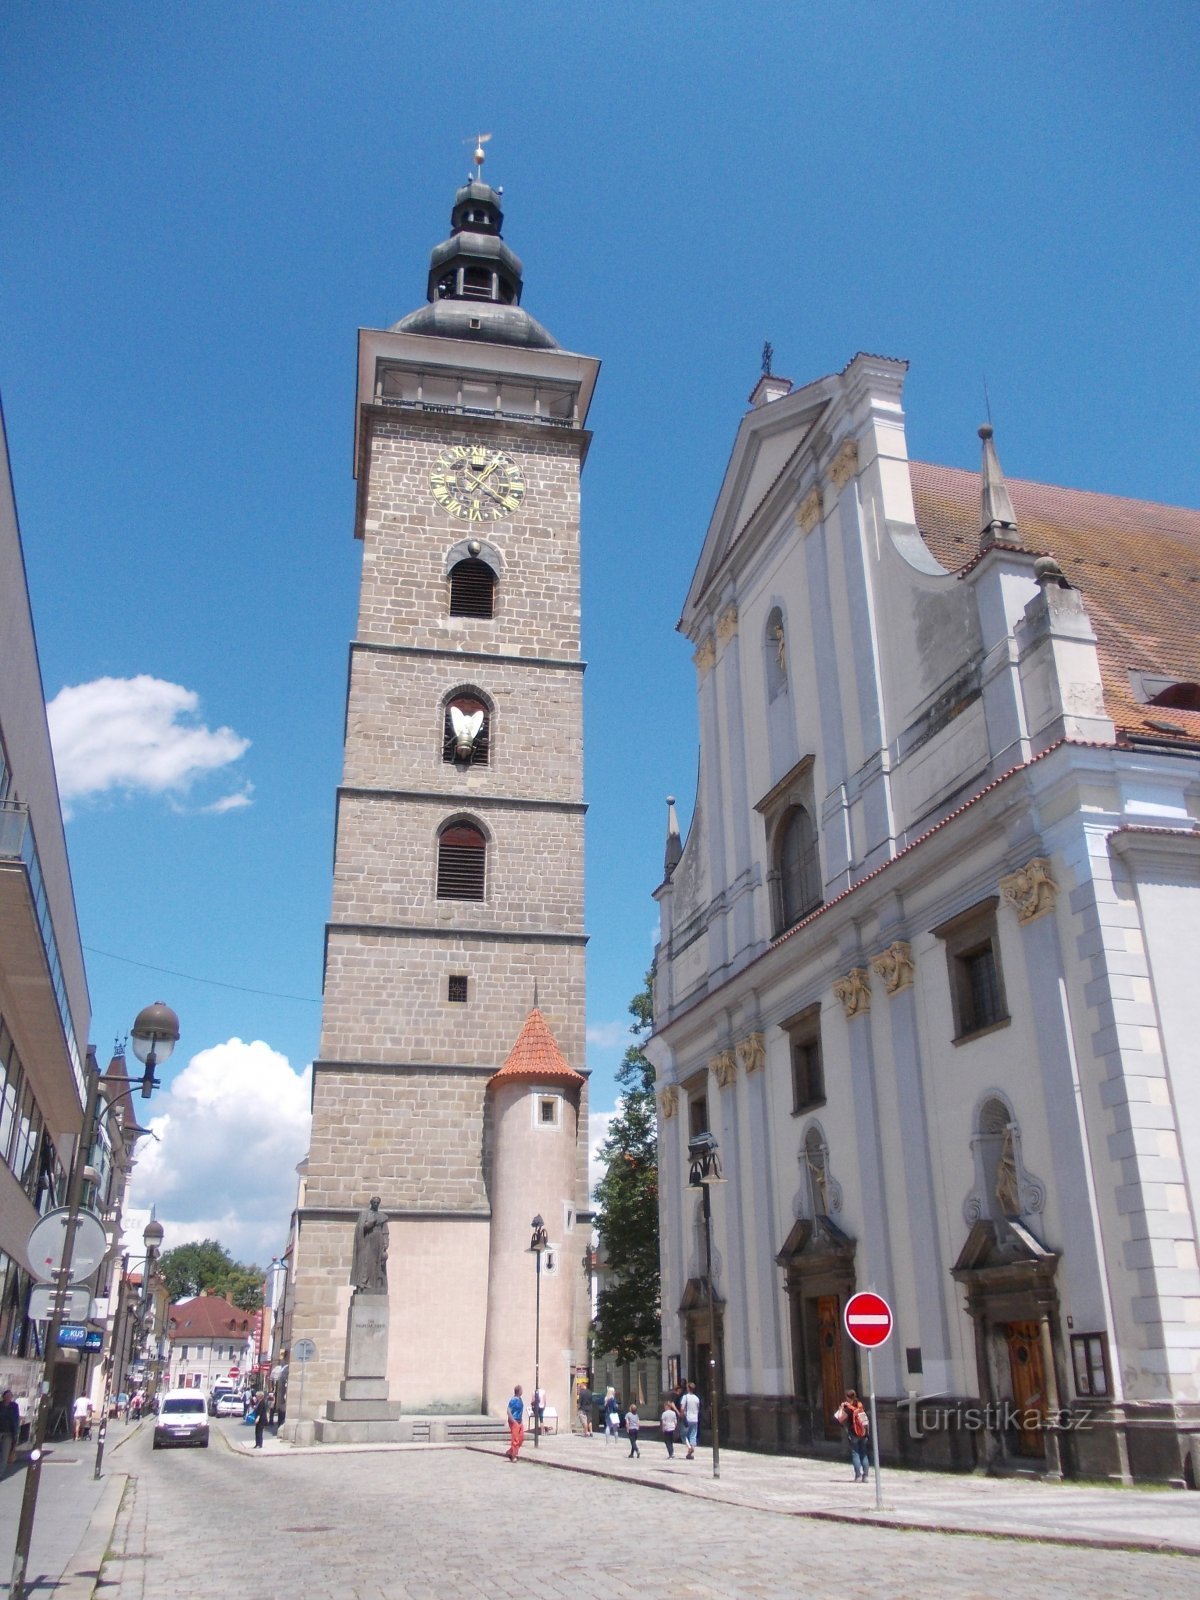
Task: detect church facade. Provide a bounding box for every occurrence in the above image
[286,155,596,1427]
[645,354,1200,1483]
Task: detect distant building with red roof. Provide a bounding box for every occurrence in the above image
[167,1293,254,1392]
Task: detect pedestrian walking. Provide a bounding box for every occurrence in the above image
[833,1388,870,1482]
[624,1401,640,1458]
[253,1390,268,1449]
[0,1389,20,1478]
[660,1397,678,1459]
[73,1393,92,1440]
[680,1380,701,1459]
[576,1378,592,1436]
[602,1386,620,1442]
[506,1384,525,1462]
[531,1385,546,1434]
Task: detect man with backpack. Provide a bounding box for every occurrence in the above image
[833,1388,870,1481]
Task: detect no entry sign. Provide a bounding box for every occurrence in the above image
[844,1291,893,1349]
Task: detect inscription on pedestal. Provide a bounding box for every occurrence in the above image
[346,1292,389,1381]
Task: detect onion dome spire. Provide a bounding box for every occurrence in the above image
[978,423,1021,551]
[391,140,559,350]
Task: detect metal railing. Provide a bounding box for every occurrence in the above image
[0,801,85,1098]
[375,395,576,429]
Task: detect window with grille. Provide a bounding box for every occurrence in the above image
[436,822,487,900]
[443,693,490,765]
[447,974,469,1003]
[933,898,1009,1041]
[778,805,821,930]
[449,558,496,618]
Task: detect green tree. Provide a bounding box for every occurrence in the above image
[591,969,660,1363]
[158,1239,265,1311]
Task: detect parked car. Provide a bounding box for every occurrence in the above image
[214,1392,243,1417]
[207,1385,237,1416]
[153,1390,209,1449]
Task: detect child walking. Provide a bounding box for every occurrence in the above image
[624,1401,640,1458]
[660,1397,678,1458]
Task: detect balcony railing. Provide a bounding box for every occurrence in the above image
[0,801,85,1098]
[375,394,577,429]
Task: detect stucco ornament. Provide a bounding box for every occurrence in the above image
[999,856,1058,925]
[736,1031,765,1075]
[832,966,871,1018]
[716,603,739,645]
[659,1085,679,1120]
[871,940,914,996]
[828,437,859,489]
[797,489,822,534]
[693,637,716,677]
[711,1049,738,1089]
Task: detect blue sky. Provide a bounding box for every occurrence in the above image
[2,2,1197,1259]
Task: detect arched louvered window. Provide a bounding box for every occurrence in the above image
[437,821,487,900]
[443,693,490,765]
[778,805,821,930]
[449,558,496,618]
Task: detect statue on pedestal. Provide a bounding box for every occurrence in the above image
[351,1196,389,1292]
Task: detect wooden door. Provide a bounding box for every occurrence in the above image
[1005,1320,1046,1458]
[817,1295,844,1439]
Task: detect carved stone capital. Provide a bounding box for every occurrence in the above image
[999,856,1058,925]
[796,488,822,534]
[736,1031,765,1075]
[693,637,716,677]
[711,1049,738,1090]
[659,1085,679,1119]
[828,438,859,489]
[832,966,871,1018]
[871,940,914,996]
[716,603,739,646]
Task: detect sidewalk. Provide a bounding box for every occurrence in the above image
[0,1422,136,1596]
[463,1430,1200,1555]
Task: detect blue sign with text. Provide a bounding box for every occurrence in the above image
[56,1324,89,1348]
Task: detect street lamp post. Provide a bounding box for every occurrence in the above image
[94,1216,164,1479]
[529,1215,549,1449]
[688,1132,726,1481]
[9,1003,177,1600]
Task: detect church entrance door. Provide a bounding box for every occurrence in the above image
[1005,1320,1047,1458]
[817,1294,844,1439]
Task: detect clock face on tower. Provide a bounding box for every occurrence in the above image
[430,445,526,521]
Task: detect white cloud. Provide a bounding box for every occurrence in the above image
[126,1037,310,1267]
[588,1108,616,1203]
[47,675,250,815]
[586,1020,628,1050]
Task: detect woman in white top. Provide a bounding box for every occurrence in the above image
[660,1398,678,1458]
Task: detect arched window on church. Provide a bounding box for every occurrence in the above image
[443,692,490,766]
[449,558,496,619]
[777,805,821,931]
[436,821,487,901]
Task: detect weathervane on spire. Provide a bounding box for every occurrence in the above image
[467,131,492,180]
[762,340,774,377]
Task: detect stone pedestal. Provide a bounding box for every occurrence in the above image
[314,1292,405,1444]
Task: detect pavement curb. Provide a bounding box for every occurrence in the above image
[51,1471,128,1600]
[467,1446,1200,1560]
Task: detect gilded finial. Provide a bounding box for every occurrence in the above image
[468,132,492,179]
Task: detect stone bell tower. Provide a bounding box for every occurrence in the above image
[288,145,598,1428]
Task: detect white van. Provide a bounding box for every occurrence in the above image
[152,1389,210,1449]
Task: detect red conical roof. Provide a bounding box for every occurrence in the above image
[489,1008,584,1089]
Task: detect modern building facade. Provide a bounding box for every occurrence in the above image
[646,354,1200,1483]
[0,399,90,1411]
[286,154,596,1428]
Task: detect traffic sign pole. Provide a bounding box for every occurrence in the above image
[867,1347,882,1510]
[843,1290,894,1513]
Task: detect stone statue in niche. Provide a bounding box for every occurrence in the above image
[772,620,786,676]
[351,1196,389,1292]
[994,1125,1022,1217]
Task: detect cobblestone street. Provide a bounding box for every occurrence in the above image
[93,1421,1197,1600]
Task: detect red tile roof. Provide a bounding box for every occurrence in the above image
[167,1294,252,1341]
[910,461,1200,744]
[489,1008,583,1089]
